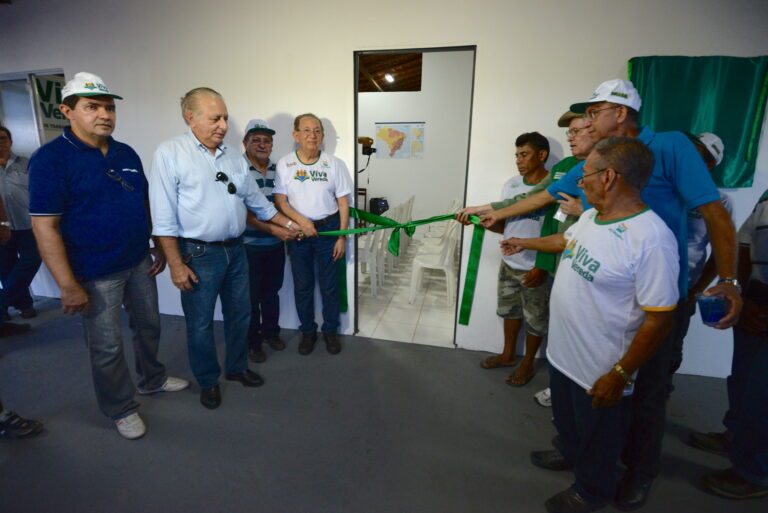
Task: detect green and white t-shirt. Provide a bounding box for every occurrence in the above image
[547,208,679,395]
[274,151,353,221]
[501,176,548,271]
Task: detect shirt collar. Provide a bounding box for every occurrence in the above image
[62,126,116,154]
[243,153,272,172]
[637,125,655,145]
[188,130,226,157]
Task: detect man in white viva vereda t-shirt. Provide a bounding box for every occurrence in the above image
[500,137,679,513]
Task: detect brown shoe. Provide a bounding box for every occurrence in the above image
[689,430,731,456]
[702,468,768,499]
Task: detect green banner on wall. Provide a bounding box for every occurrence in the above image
[629,55,768,188]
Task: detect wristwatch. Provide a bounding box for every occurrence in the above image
[0,221,10,228]
[718,277,742,293]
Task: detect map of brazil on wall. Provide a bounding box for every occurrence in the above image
[375,122,425,159]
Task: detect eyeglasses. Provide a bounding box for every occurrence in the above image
[577,167,611,185]
[584,105,620,120]
[215,171,237,194]
[565,127,586,138]
[105,169,135,192]
[298,129,323,136]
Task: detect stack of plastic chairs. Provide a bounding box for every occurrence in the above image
[408,219,460,305]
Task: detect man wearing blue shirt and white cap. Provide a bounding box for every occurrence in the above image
[29,72,189,440]
[150,89,297,410]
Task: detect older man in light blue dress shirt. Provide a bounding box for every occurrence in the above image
[150,87,296,409]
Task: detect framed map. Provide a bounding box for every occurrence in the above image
[374,122,425,159]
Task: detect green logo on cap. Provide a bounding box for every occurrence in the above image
[611,92,628,99]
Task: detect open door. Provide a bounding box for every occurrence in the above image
[353,47,476,348]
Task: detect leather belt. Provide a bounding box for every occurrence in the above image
[180,237,242,247]
[313,211,339,227]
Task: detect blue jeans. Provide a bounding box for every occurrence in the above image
[179,239,250,388]
[550,364,632,504]
[0,229,42,311]
[245,243,285,350]
[81,255,166,419]
[287,215,340,334]
[725,324,768,485]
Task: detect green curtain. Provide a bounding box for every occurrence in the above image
[628,55,768,188]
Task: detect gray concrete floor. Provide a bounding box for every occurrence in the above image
[0,299,761,513]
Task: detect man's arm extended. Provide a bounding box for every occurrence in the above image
[500,233,567,255]
[697,200,742,329]
[480,190,557,227]
[31,216,89,314]
[588,310,675,408]
[246,212,296,242]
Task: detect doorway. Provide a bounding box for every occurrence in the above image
[353,46,476,348]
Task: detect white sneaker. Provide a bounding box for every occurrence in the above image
[534,387,552,408]
[138,376,190,395]
[115,413,146,440]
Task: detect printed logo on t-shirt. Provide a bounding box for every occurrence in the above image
[609,222,629,239]
[322,160,330,168]
[294,169,329,183]
[562,239,601,282]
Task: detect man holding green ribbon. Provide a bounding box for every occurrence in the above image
[460,132,552,386]
[274,113,352,356]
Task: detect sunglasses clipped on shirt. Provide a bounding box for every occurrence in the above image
[215,171,237,194]
[105,169,135,192]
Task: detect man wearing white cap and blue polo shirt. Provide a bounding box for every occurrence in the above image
[29,72,189,440]
[150,89,297,410]
[483,78,741,511]
[241,119,295,363]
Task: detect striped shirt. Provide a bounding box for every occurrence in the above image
[243,157,280,247]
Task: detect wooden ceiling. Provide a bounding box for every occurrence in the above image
[358,53,422,92]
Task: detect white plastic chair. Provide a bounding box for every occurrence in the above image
[358,227,385,296]
[408,224,459,305]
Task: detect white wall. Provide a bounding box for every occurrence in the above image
[357,50,474,219]
[2,0,767,376]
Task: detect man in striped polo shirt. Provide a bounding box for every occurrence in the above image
[242,119,297,363]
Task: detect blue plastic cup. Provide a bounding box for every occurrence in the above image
[696,293,726,327]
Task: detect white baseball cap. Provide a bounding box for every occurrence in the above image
[570,79,641,114]
[244,119,275,136]
[698,132,725,166]
[61,72,123,101]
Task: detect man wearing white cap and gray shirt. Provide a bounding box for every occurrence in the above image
[28,72,189,440]
[150,89,297,410]
[482,78,741,510]
[241,119,296,363]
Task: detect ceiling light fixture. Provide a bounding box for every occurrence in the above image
[384,73,395,83]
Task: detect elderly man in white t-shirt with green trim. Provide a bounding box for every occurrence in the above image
[501,137,679,513]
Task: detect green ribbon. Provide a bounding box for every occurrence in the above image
[317,207,485,325]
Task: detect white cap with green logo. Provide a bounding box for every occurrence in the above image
[570,78,641,114]
[698,132,725,166]
[61,72,123,101]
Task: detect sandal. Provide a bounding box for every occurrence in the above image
[481,355,517,369]
[506,370,536,387]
